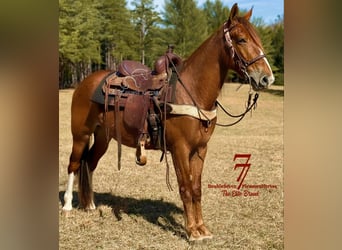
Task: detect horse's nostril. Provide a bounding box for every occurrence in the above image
[260,76,269,86]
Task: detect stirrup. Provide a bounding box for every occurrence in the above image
[135,138,147,166]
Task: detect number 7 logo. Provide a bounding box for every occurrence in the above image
[233,154,251,190]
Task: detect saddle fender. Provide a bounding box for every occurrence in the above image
[123,94,150,134]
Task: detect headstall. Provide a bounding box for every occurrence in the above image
[223,21,266,80]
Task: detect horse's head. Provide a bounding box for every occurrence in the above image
[224,3,274,90]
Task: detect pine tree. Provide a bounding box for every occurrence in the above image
[98,0,136,70]
[59,0,283,88]
[130,0,163,66]
[253,17,285,84]
[202,0,230,34]
[270,15,284,85]
[59,0,102,86]
[163,0,208,57]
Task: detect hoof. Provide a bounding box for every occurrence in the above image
[61,208,72,217]
[188,231,201,241]
[62,204,73,212]
[188,225,213,241]
[85,202,96,211]
[136,155,147,166]
[189,233,213,241]
[136,136,147,166]
[198,224,213,239]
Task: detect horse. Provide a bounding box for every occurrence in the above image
[61,3,274,241]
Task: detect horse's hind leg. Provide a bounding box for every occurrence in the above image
[80,126,110,209]
[63,172,75,211]
[63,126,109,211]
[63,135,90,211]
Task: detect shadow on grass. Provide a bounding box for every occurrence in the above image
[59,191,187,239]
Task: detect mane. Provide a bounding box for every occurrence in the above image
[237,16,264,51]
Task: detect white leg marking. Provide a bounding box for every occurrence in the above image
[88,171,96,210]
[63,172,75,211]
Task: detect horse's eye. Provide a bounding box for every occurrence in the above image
[237,38,247,44]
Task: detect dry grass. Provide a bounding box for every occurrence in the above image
[59,83,283,249]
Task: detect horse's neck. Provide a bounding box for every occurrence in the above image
[177,31,229,110]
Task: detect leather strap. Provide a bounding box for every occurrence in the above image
[114,94,122,170]
[223,21,266,74]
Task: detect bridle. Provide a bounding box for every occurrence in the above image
[214,21,266,127]
[223,21,266,81]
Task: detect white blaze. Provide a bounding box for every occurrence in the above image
[259,48,275,84]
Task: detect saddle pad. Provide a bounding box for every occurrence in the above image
[91,72,113,105]
[91,71,127,107]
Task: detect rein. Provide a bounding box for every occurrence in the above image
[215,91,259,127]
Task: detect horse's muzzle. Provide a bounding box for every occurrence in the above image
[250,72,275,90]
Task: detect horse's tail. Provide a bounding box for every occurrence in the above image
[78,140,93,209]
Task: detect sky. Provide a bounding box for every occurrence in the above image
[132,0,284,25]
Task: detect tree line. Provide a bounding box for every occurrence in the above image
[59,0,284,88]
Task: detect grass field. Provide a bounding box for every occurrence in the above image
[59,83,283,249]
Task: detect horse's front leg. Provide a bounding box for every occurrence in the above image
[190,145,213,240]
[172,145,203,241]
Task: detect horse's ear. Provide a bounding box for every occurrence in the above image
[244,7,253,21]
[229,3,239,22]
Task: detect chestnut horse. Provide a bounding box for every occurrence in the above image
[62,3,274,241]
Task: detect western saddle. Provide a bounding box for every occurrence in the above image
[102,46,182,169]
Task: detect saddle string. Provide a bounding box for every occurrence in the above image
[104,77,111,143]
[114,92,122,170]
